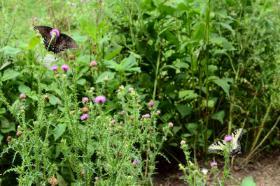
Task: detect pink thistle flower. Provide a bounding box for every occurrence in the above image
[82,97,89,104]
[132,159,140,166]
[210,160,217,168]
[51,65,58,71]
[80,113,89,121]
[50,28,60,38]
[224,135,233,142]
[19,93,26,100]
[142,113,150,119]
[61,64,69,72]
[94,95,106,104]
[90,60,97,67]
[148,100,154,108]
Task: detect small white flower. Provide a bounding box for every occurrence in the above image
[201,168,208,175]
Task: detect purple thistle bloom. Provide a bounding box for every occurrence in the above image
[94,96,106,104]
[90,60,97,67]
[80,113,89,121]
[61,64,69,72]
[210,160,218,168]
[142,113,150,119]
[51,65,58,71]
[50,28,60,38]
[224,135,233,142]
[148,100,154,108]
[82,97,89,104]
[132,159,140,166]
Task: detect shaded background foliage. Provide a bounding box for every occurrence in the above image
[0,0,279,184]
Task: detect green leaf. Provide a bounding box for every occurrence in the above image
[53,124,67,141]
[1,118,16,133]
[1,69,21,81]
[28,36,40,49]
[0,46,21,56]
[241,176,256,186]
[104,45,122,60]
[211,111,225,124]
[18,84,31,93]
[49,95,61,105]
[179,90,198,100]
[186,123,198,134]
[209,76,232,97]
[176,104,192,117]
[105,54,140,73]
[96,71,115,83]
[77,78,86,85]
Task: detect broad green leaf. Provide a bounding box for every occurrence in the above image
[0,46,21,56]
[18,84,31,93]
[209,76,232,97]
[96,71,115,83]
[0,134,3,144]
[1,69,20,81]
[211,111,225,124]
[104,45,122,60]
[176,104,192,117]
[241,176,256,186]
[179,90,198,100]
[53,124,67,141]
[1,118,16,133]
[49,95,61,105]
[77,78,86,85]
[186,123,198,134]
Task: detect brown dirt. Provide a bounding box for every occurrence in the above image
[154,151,280,186]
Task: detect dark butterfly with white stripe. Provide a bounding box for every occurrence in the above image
[34,26,77,53]
[208,128,243,156]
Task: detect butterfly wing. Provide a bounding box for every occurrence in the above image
[34,26,53,49]
[34,26,77,53]
[230,128,243,155]
[208,128,244,156]
[54,33,78,53]
[208,140,226,154]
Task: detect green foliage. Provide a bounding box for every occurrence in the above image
[0,0,279,185]
[241,176,256,186]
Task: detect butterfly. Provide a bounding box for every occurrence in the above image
[34,26,77,53]
[208,128,243,156]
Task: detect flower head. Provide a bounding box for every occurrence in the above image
[168,122,174,128]
[90,60,97,67]
[51,65,58,71]
[82,97,89,104]
[94,95,106,104]
[224,135,233,142]
[80,113,89,121]
[50,28,60,38]
[132,159,140,166]
[201,168,208,175]
[19,93,27,100]
[210,160,217,168]
[142,113,150,119]
[148,100,155,108]
[180,140,186,145]
[61,64,69,72]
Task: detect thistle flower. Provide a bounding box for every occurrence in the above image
[82,97,89,104]
[51,65,58,71]
[224,135,233,142]
[148,100,155,108]
[142,113,150,119]
[61,64,69,72]
[180,140,186,145]
[132,159,140,166]
[19,93,26,100]
[168,122,174,128]
[48,176,58,186]
[50,28,60,38]
[94,95,106,104]
[90,60,97,67]
[210,160,218,168]
[80,113,89,121]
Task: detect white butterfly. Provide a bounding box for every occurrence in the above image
[208,128,243,156]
